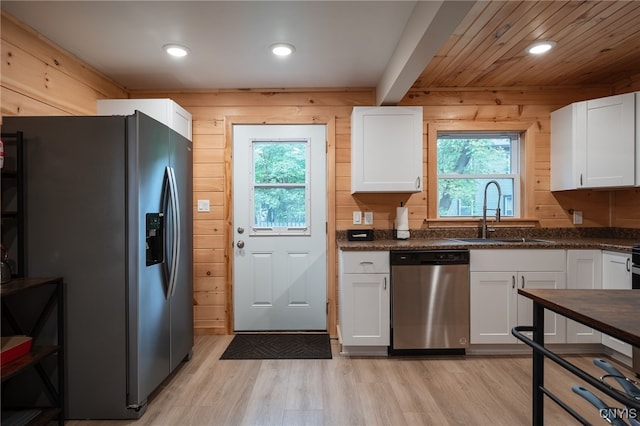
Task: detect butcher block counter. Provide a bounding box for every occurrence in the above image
[518,289,640,347]
[514,289,640,425]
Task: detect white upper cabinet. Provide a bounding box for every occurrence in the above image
[97,98,193,141]
[351,106,423,193]
[637,93,640,186]
[584,94,635,187]
[551,92,635,190]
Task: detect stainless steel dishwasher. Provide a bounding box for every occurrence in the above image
[390,249,470,354]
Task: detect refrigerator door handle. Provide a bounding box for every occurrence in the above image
[162,166,179,299]
[162,166,174,299]
[167,166,181,298]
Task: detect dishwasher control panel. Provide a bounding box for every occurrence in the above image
[390,249,469,265]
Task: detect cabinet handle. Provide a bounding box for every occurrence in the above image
[580,173,583,186]
[359,261,374,265]
[383,277,387,290]
[627,258,631,272]
[512,275,515,289]
[521,275,525,288]
[416,176,421,189]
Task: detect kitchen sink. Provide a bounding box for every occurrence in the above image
[450,238,502,244]
[450,238,554,244]
[498,238,554,243]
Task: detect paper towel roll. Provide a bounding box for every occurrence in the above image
[396,207,409,231]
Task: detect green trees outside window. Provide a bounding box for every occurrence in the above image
[252,141,309,229]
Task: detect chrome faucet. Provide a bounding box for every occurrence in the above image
[482,180,502,239]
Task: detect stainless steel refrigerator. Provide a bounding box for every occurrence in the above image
[2,113,193,419]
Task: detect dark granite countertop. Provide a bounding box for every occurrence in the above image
[337,236,636,253]
[336,228,640,253]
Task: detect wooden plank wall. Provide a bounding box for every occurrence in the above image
[0,12,126,118]
[128,90,373,335]
[2,11,639,336]
[136,87,640,336]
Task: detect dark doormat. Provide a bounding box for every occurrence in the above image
[220,333,332,360]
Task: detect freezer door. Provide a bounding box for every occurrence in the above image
[168,130,194,371]
[127,113,172,408]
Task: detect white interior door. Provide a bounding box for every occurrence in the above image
[233,124,327,331]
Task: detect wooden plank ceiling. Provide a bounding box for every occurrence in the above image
[412,0,640,89]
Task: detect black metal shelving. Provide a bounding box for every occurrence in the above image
[1,277,65,426]
[1,131,25,278]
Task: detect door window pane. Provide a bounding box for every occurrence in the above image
[253,142,306,184]
[253,187,306,228]
[251,141,310,234]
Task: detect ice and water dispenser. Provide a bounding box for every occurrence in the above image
[146,213,164,266]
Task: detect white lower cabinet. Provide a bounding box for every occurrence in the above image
[470,250,566,344]
[339,251,390,348]
[601,251,633,357]
[566,250,602,343]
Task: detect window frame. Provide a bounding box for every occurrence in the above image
[436,131,521,218]
[426,121,537,224]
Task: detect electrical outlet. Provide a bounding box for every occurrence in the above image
[197,199,210,212]
[364,211,373,225]
[573,210,583,225]
[352,211,362,225]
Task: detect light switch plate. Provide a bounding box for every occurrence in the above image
[352,211,362,225]
[197,199,210,212]
[364,211,373,225]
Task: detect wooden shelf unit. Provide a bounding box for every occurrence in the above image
[1,277,64,426]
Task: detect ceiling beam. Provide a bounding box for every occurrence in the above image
[376,0,474,106]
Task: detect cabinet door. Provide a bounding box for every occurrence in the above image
[582,93,635,188]
[551,101,584,191]
[517,272,567,344]
[601,251,633,356]
[566,250,602,343]
[351,106,423,193]
[470,272,517,344]
[340,273,390,346]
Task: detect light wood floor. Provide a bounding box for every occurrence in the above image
[67,335,637,426]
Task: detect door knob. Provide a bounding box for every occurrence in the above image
[237,227,245,234]
[237,240,245,248]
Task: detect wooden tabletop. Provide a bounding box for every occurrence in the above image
[0,277,63,297]
[518,289,640,348]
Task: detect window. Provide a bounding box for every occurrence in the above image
[250,140,310,235]
[437,132,520,218]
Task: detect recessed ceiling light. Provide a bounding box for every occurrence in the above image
[163,44,190,57]
[526,40,556,55]
[270,43,295,57]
